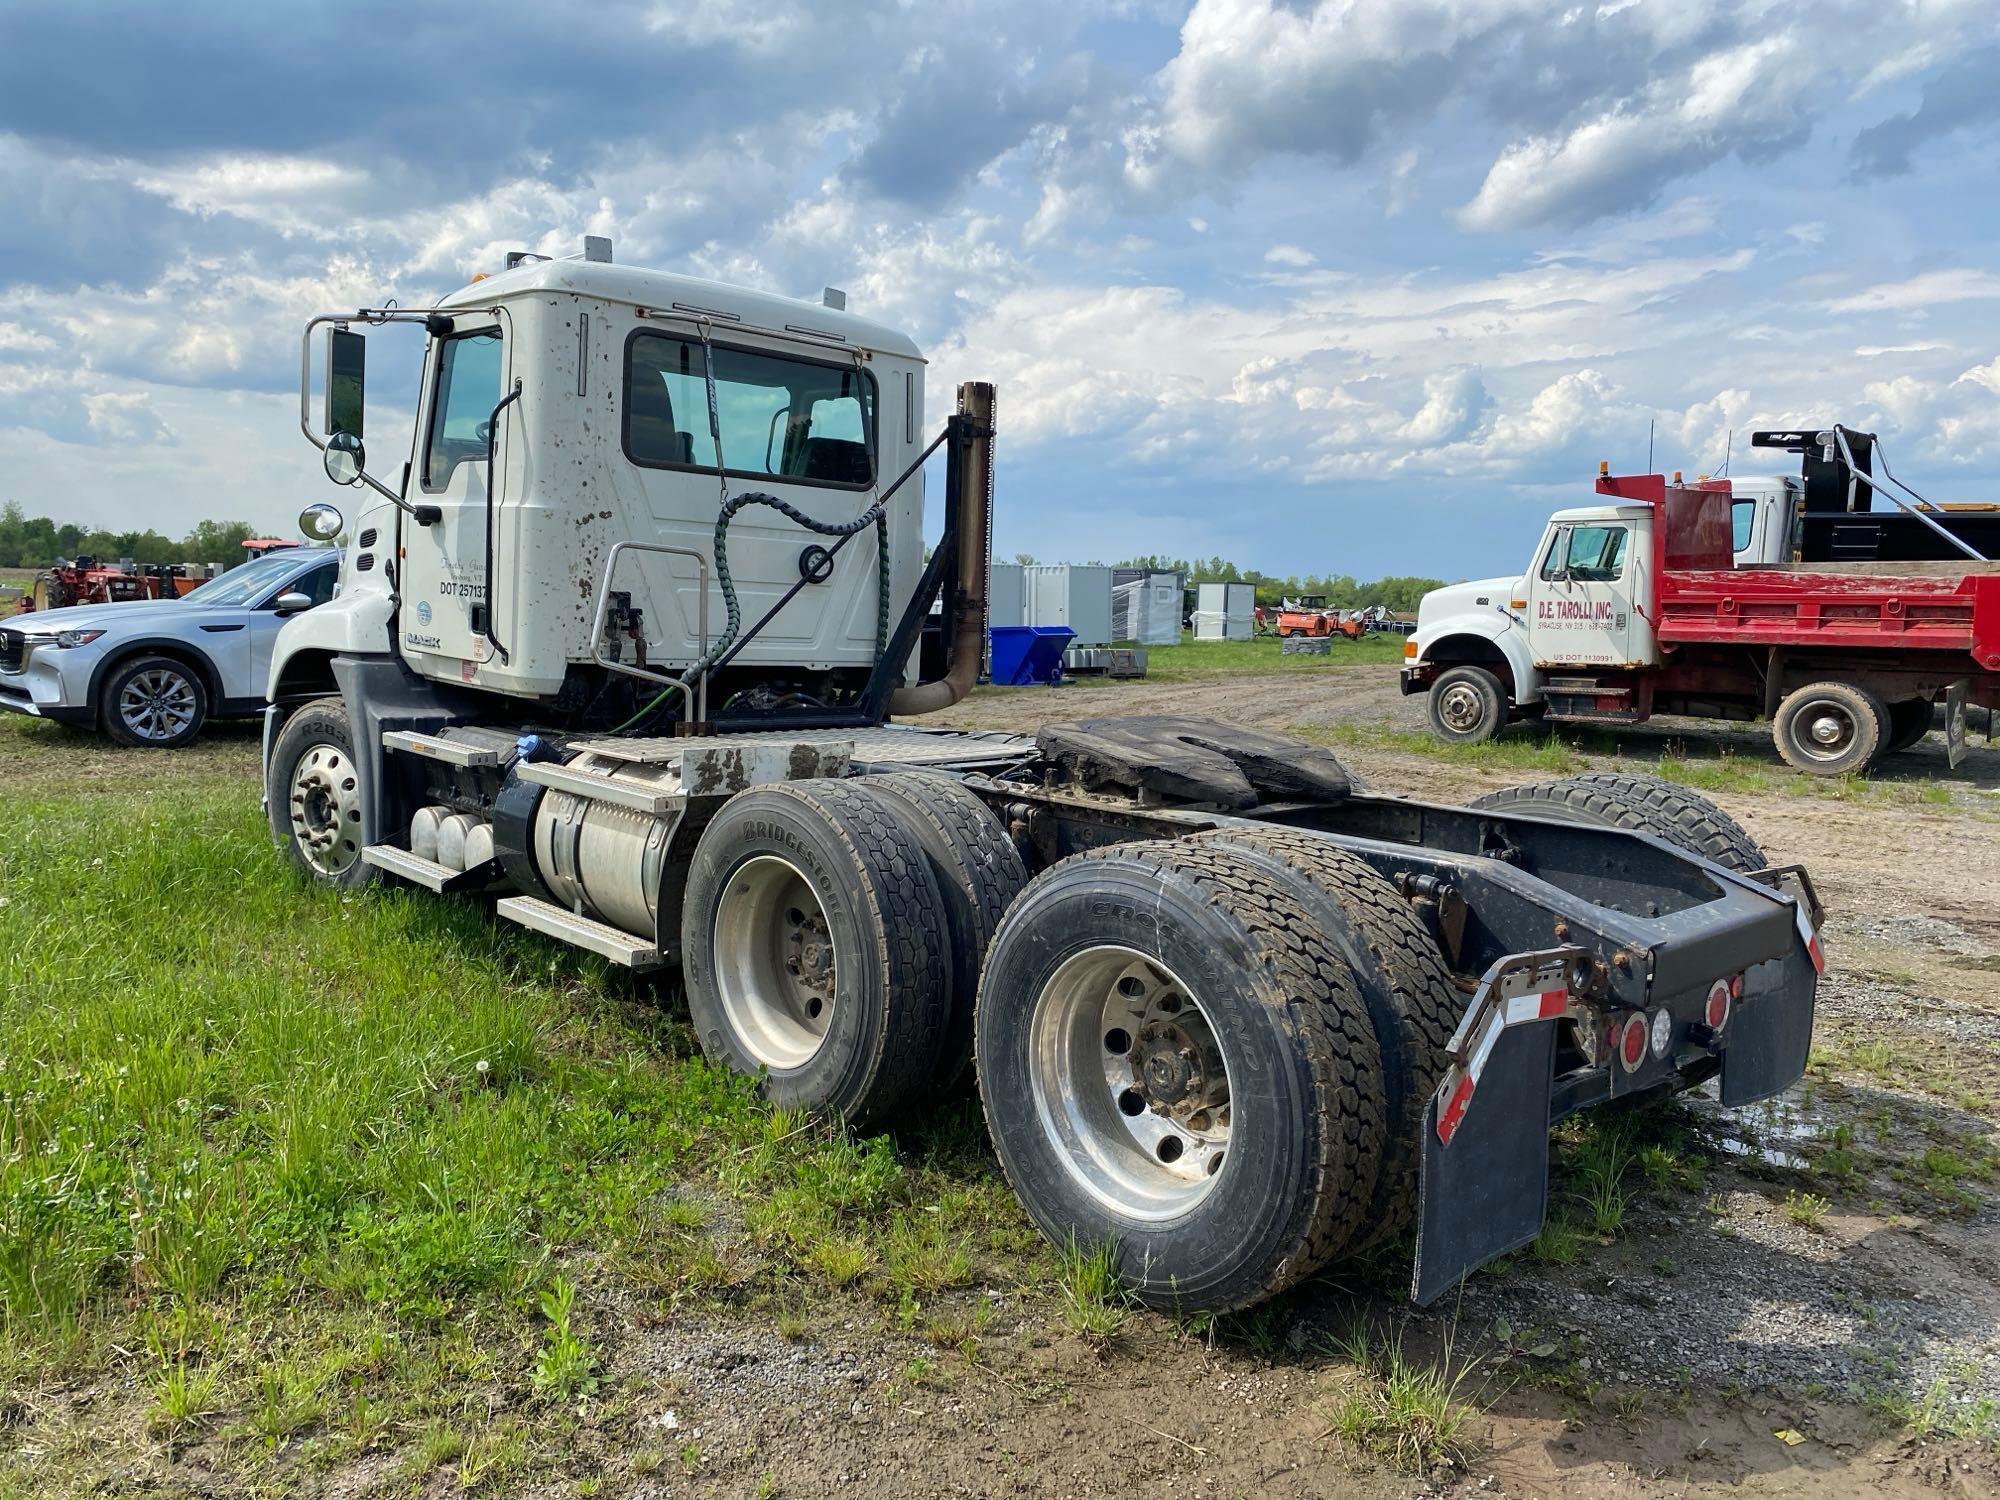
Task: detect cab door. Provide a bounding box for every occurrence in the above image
[1525,521,1644,667]
[399,323,506,677]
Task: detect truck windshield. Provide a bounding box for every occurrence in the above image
[424,329,504,490]
[624,333,876,489]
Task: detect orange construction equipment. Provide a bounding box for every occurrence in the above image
[1275,595,1335,637]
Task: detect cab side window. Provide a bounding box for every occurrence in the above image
[1541,524,1628,582]
[424,330,505,490]
[1732,500,1754,552]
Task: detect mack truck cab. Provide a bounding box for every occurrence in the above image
[260,243,1825,1315]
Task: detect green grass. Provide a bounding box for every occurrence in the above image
[1131,630,1407,679]
[1324,1321,1482,1473]
[0,716,1045,1492]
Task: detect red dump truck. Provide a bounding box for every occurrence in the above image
[1405,427,2000,773]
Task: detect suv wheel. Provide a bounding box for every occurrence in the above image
[101,654,208,748]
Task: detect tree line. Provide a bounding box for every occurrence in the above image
[0,503,264,569]
[1011,553,1444,613]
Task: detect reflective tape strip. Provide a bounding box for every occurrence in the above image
[1795,902,1825,975]
[1436,1070,1476,1146]
[1505,988,1568,1026]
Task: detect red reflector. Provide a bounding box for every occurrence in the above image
[1729,974,1745,999]
[1705,980,1731,1032]
[1618,1014,1648,1072]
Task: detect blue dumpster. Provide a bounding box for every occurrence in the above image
[989,625,1074,686]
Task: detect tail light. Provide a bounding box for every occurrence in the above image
[1705,980,1733,1032]
[1616,1013,1648,1072]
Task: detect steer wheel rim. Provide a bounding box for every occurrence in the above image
[1027,945,1232,1221]
[1796,701,1861,762]
[119,667,197,742]
[713,855,837,1071]
[1438,681,1485,732]
[287,742,363,875]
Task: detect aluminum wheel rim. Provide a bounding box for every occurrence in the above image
[1027,945,1232,1221]
[1797,701,1861,763]
[1438,681,1485,732]
[119,667,197,742]
[287,741,363,876]
[713,855,837,1071]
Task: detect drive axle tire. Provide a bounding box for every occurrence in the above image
[975,839,1386,1312]
[1427,665,1506,745]
[102,653,208,748]
[267,696,377,888]
[1470,771,1766,873]
[1882,699,1934,756]
[1773,680,1886,776]
[860,772,1029,1095]
[682,779,950,1130]
[1191,829,1458,1246]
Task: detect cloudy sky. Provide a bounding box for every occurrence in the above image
[4,0,2000,580]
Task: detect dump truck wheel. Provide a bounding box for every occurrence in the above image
[1882,699,1934,756]
[975,839,1386,1312]
[266,697,377,888]
[1470,771,1766,872]
[1427,665,1506,744]
[1191,829,1458,1247]
[1773,680,1886,775]
[102,653,208,748]
[682,779,950,1130]
[858,772,1029,1096]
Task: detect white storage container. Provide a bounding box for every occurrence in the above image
[987,562,1024,629]
[1022,564,1114,646]
[1192,582,1254,640]
[1112,571,1183,645]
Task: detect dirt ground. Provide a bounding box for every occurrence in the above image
[624,666,2000,1499]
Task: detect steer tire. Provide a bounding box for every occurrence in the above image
[974,838,1387,1312]
[1882,699,1935,756]
[1427,665,1507,745]
[1772,680,1887,776]
[1191,828,1459,1247]
[266,696,377,889]
[1470,771,1766,873]
[101,653,209,749]
[681,779,951,1130]
[857,772,1029,1096]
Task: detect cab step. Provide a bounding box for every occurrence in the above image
[517,759,683,814]
[361,844,504,893]
[382,726,520,768]
[495,895,666,969]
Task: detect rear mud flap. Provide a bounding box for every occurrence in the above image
[1412,1020,1557,1307]
[1720,946,1817,1106]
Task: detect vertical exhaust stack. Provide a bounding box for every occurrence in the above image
[890,381,994,716]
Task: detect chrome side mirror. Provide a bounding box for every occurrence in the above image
[324,431,365,487]
[273,591,315,614]
[299,501,345,540]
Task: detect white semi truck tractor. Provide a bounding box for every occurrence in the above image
[266,242,1826,1310]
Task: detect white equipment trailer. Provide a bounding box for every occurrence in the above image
[267,243,1825,1310]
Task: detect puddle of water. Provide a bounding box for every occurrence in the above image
[1683,1080,1824,1170]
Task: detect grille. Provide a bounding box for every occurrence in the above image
[0,629,24,674]
[358,527,378,548]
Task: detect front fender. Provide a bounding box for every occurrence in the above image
[1412,617,1544,705]
[270,589,395,698]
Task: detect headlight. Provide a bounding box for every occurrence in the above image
[53,629,107,649]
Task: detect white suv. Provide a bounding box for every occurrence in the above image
[0,548,341,748]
